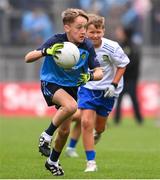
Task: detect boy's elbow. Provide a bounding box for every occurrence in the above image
[98,70,104,80]
[24,50,39,63]
[24,54,30,63]
[100,71,104,80]
[94,67,104,80]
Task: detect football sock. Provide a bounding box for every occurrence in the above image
[45,122,57,136]
[50,148,61,162]
[42,131,52,142]
[86,150,96,161]
[68,138,78,148]
[48,158,59,167]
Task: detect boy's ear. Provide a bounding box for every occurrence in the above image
[64,24,70,32]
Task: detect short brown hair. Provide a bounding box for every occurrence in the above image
[87,14,105,29]
[61,8,89,25]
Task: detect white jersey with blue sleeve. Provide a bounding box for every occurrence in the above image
[37,33,100,87]
[84,38,130,97]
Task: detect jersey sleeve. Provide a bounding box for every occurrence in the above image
[36,35,59,50]
[88,46,100,69]
[111,43,130,67]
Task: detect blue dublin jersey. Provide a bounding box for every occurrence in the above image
[37,33,99,87]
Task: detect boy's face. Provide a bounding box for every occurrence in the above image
[64,16,88,44]
[86,24,104,48]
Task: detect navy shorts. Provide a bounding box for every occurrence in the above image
[78,86,115,117]
[41,81,78,108]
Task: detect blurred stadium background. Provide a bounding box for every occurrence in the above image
[0,0,160,179]
[0,0,159,118]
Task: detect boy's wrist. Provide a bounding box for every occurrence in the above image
[41,48,47,56]
[111,82,118,88]
[89,72,94,81]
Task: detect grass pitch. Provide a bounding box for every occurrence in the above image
[0,116,160,179]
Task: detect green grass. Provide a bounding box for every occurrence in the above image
[0,116,160,179]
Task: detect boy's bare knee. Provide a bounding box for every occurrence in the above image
[63,101,77,115]
[82,119,92,132]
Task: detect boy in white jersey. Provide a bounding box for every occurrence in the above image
[66,14,130,172]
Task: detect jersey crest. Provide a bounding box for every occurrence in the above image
[102,55,109,62]
[81,52,87,60]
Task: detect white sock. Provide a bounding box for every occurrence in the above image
[48,158,59,167]
[42,131,52,142]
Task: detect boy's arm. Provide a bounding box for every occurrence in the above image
[112,66,126,85]
[25,43,64,63]
[92,67,104,81]
[25,50,43,63]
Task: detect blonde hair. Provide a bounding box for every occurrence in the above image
[61,8,89,25]
[87,14,105,29]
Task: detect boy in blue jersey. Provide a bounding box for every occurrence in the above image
[65,14,130,172]
[25,8,103,176]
